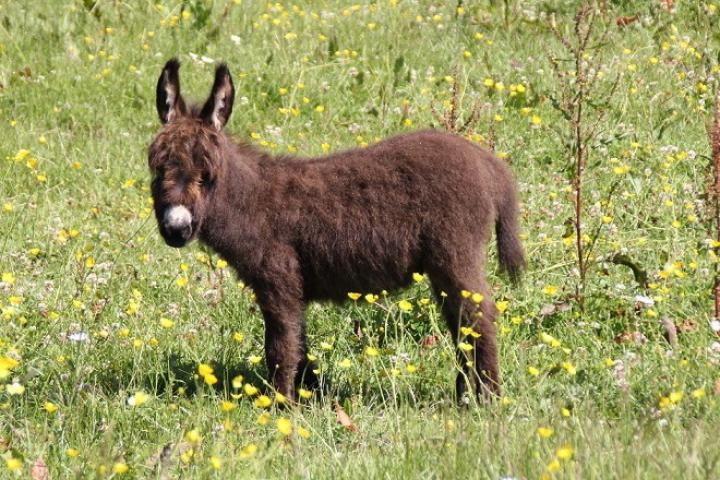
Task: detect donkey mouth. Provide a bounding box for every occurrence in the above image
[160,224,194,248]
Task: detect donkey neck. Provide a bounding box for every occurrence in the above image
[199,138,265,270]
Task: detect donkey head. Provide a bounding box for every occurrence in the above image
[148,59,235,248]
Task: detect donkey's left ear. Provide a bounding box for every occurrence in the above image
[200,63,235,130]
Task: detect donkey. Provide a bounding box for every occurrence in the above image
[148,59,525,402]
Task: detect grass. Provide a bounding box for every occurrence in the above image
[1,0,720,478]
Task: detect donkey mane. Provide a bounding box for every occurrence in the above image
[148,59,525,402]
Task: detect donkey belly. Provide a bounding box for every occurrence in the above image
[298,234,423,302]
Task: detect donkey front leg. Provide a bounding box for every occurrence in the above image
[260,304,304,401]
[254,249,305,401]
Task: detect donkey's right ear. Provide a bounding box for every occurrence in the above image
[156,58,187,124]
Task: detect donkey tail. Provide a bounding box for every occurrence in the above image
[495,182,525,284]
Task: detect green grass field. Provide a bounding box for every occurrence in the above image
[2,0,720,478]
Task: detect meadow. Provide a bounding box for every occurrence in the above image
[1,0,720,478]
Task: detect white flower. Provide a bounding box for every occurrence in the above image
[710,319,720,333]
[68,332,89,342]
[634,295,654,306]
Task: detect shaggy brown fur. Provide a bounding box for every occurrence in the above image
[148,59,525,402]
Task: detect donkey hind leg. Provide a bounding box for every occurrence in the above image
[259,299,304,401]
[294,323,319,390]
[430,267,500,401]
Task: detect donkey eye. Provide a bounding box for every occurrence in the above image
[200,172,213,187]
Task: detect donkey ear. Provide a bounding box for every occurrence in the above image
[156,58,187,124]
[200,63,235,129]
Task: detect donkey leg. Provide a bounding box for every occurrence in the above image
[470,282,500,397]
[429,263,501,401]
[254,248,305,401]
[294,323,319,390]
[429,276,473,403]
[258,299,304,401]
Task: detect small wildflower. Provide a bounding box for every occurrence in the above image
[254,395,272,408]
[7,382,25,395]
[127,391,150,407]
[398,299,413,312]
[239,444,257,459]
[364,346,379,357]
[112,462,129,474]
[243,384,259,396]
[347,292,361,301]
[556,445,574,460]
[338,358,352,368]
[185,429,202,443]
[276,417,292,436]
[43,401,59,413]
[298,388,313,399]
[66,448,80,458]
[537,427,554,438]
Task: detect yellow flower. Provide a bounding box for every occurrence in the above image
[561,361,577,375]
[159,317,174,329]
[208,456,222,469]
[460,290,471,298]
[460,327,481,338]
[412,272,424,283]
[175,276,188,287]
[364,293,378,304]
[405,364,417,373]
[495,300,509,313]
[546,459,561,473]
[560,407,571,417]
[530,115,542,126]
[540,332,561,348]
[2,272,15,284]
[347,292,361,301]
[364,346,379,357]
[127,391,150,406]
[66,448,80,458]
[458,342,474,352]
[112,462,129,474]
[5,457,22,472]
[243,384,259,396]
[254,395,272,408]
[204,374,218,385]
[256,412,271,425]
[471,293,483,304]
[198,363,214,377]
[669,391,683,403]
[43,401,58,413]
[537,427,554,438]
[220,400,236,412]
[297,426,311,438]
[231,375,244,389]
[338,358,352,368]
[276,417,292,436]
[398,300,413,312]
[233,332,244,343]
[248,355,262,365]
[527,366,540,376]
[184,429,202,443]
[691,388,705,399]
[239,444,257,459]
[542,285,558,295]
[298,388,313,399]
[556,445,574,460]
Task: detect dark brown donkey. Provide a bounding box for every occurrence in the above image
[148,59,525,402]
